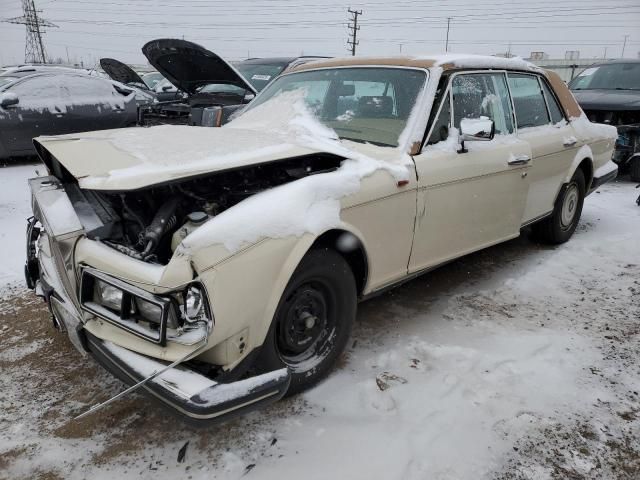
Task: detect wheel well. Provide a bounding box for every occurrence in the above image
[310,229,368,296]
[577,158,593,190]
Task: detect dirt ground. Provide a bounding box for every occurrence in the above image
[0,180,639,479]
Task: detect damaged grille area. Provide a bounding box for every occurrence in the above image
[583,110,640,166]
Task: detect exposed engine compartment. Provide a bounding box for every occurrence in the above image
[64,154,344,264]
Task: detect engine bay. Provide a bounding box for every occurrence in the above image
[65,154,343,264]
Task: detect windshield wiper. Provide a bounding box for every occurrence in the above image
[339,136,394,148]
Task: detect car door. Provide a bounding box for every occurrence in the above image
[0,75,65,155]
[506,73,579,224]
[409,71,532,273]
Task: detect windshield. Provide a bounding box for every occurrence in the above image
[235,62,288,91]
[242,67,427,147]
[569,63,640,91]
[142,72,164,89]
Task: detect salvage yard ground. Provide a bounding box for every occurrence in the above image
[0,161,638,479]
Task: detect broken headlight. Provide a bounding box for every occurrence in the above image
[93,279,123,313]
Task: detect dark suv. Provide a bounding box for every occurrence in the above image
[569,60,640,180]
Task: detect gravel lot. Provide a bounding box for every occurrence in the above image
[0,162,638,479]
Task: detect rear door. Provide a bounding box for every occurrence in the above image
[0,75,66,155]
[59,75,134,132]
[507,73,579,223]
[409,71,531,273]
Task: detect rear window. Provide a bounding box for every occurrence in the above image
[540,80,565,124]
[507,74,550,129]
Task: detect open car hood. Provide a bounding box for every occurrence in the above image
[33,125,325,191]
[100,58,147,89]
[142,39,257,96]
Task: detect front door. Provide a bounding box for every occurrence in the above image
[409,71,531,273]
[0,75,64,155]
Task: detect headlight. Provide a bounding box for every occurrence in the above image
[184,285,205,323]
[93,279,123,312]
[81,269,211,346]
[135,297,179,329]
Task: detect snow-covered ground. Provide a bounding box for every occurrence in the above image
[0,162,638,479]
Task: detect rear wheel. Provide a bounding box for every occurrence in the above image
[531,169,585,244]
[630,156,640,182]
[257,248,356,395]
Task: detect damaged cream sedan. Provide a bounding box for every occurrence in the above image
[26,55,618,423]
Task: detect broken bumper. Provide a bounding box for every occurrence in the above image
[85,331,291,423]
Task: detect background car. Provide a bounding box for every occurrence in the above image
[234,56,330,92]
[569,60,640,180]
[0,72,137,160]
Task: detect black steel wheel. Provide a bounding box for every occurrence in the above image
[257,248,356,395]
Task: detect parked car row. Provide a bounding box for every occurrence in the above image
[1,40,328,159]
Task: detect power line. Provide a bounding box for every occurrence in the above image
[2,0,58,63]
[347,7,362,56]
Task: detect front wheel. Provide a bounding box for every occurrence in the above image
[257,248,356,395]
[531,169,585,244]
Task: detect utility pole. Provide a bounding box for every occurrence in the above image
[445,17,451,52]
[603,46,607,59]
[621,34,630,58]
[347,8,362,56]
[2,0,57,64]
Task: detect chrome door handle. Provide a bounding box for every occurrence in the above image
[508,155,531,166]
[563,138,577,147]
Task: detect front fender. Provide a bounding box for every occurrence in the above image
[193,223,367,371]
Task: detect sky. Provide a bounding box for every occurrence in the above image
[1,0,639,67]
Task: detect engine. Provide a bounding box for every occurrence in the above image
[68,154,343,264]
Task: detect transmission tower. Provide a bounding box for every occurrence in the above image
[3,0,57,64]
[347,8,362,56]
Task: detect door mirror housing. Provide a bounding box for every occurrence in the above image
[458,117,495,153]
[0,92,19,108]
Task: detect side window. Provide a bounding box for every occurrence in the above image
[507,74,550,128]
[540,79,565,124]
[451,73,514,135]
[59,76,118,104]
[10,76,60,103]
[427,91,451,145]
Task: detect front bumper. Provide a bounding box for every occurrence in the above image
[26,176,291,424]
[85,331,290,424]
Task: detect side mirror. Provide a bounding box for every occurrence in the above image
[459,117,494,153]
[0,92,19,108]
[243,92,255,103]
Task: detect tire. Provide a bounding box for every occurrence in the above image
[630,156,640,182]
[257,248,357,395]
[531,169,586,245]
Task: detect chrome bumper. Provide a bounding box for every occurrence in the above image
[85,331,290,423]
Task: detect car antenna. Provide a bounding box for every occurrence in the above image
[74,338,208,420]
